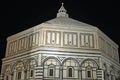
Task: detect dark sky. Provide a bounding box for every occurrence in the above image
[0,0,120,70]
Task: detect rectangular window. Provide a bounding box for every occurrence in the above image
[51,32,55,44]
[35,32,39,45]
[56,33,60,44]
[47,32,51,44]
[87,71,92,78]
[85,35,89,45]
[21,38,24,49]
[11,42,14,53]
[69,34,72,45]
[29,35,33,48]
[8,43,11,54]
[6,76,8,80]
[8,42,13,54]
[49,69,54,76]
[111,75,114,80]
[32,34,36,46]
[30,70,34,77]
[99,37,105,51]
[24,37,27,49]
[73,34,77,45]
[18,72,21,80]
[18,40,22,50]
[64,34,68,45]
[81,34,85,46]
[89,35,93,47]
[14,41,17,53]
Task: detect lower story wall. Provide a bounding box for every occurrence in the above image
[0,53,120,80]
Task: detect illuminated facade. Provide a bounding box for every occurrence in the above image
[0,3,120,80]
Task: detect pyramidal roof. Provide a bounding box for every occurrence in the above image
[42,2,96,29]
[8,2,98,40]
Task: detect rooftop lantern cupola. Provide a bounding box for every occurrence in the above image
[57,2,69,18]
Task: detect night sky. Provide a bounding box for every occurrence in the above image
[0,0,120,71]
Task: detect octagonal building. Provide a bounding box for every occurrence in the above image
[0,3,120,80]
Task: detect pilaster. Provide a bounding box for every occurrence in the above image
[35,66,43,80]
[38,53,42,66]
[59,66,63,80]
[97,69,104,80]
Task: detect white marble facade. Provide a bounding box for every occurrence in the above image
[0,3,120,80]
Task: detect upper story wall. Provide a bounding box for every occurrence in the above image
[5,25,42,57]
[4,23,119,63]
[98,30,119,62]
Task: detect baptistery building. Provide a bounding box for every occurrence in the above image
[0,3,120,80]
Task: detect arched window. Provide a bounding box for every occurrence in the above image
[48,64,55,77]
[30,70,34,77]
[6,76,8,80]
[4,66,11,80]
[62,58,79,79]
[85,66,93,79]
[111,75,114,80]
[49,68,54,77]
[81,59,98,80]
[103,63,109,80]
[43,58,60,79]
[17,72,21,80]
[26,59,37,79]
[110,70,115,80]
[13,62,25,80]
[68,67,73,77]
